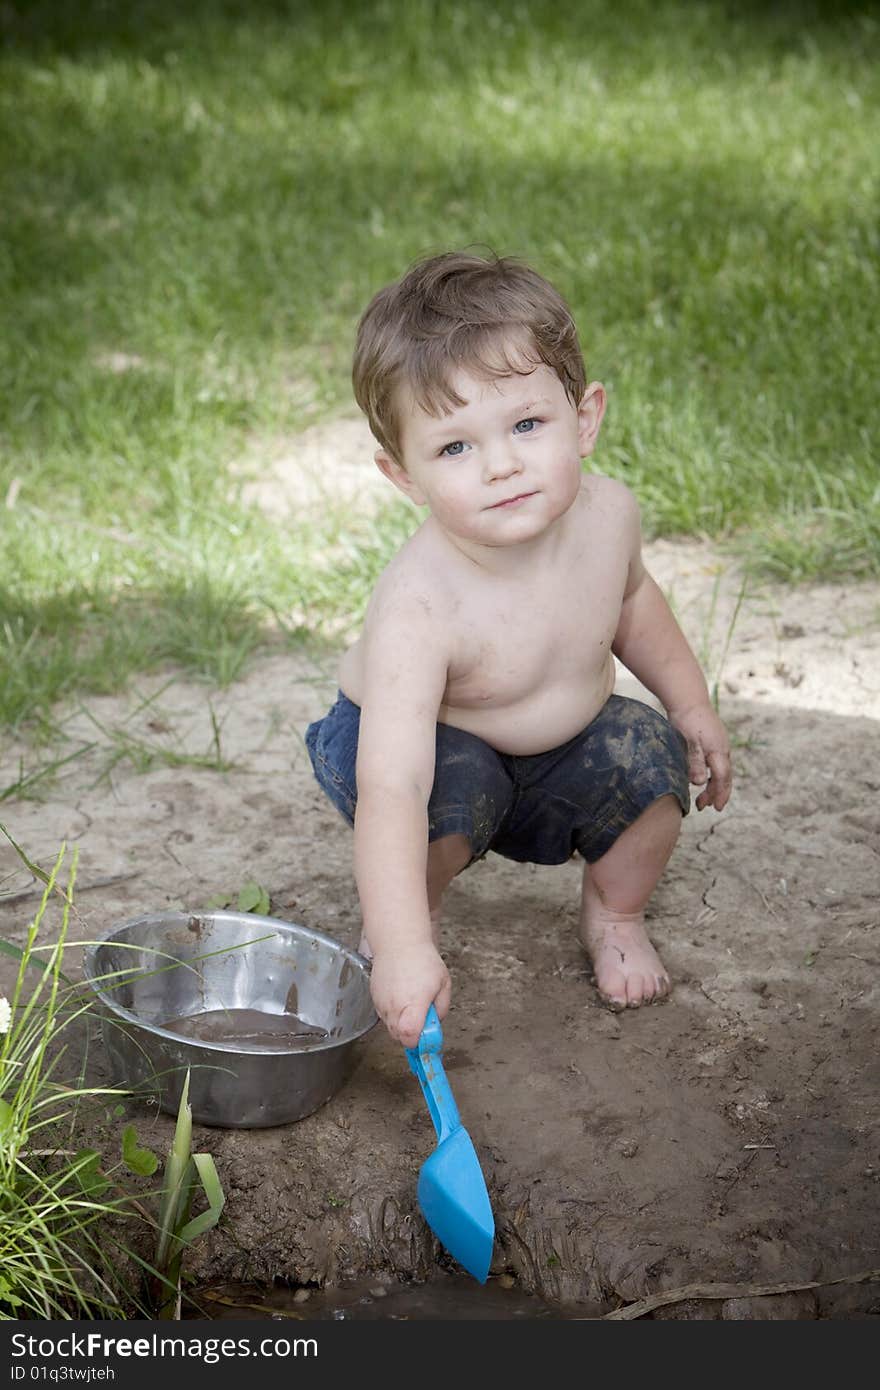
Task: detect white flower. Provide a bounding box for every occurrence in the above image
[0,997,11,1035]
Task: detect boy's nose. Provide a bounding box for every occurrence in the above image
[483,442,523,483]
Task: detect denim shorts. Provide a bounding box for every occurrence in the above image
[305,691,690,866]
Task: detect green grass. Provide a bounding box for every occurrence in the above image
[0,845,141,1317]
[0,834,229,1318]
[1,0,878,732]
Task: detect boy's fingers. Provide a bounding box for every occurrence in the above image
[687,740,708,786]
[709,757,733,810]
[396,1002,429,1049]
[395,978,452,1047]
[695,750,732,811]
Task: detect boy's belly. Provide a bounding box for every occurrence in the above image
[437,661,617,756]
[339,643,618,756]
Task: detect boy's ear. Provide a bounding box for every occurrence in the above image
[374,449,427,507]
[577,381,607,458]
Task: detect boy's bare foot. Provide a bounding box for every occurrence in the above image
[579,875,671,1009]
[578,808,678,1010]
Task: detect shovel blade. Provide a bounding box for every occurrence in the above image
[417,1125,494,1283]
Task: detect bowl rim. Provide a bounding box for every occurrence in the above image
[81,908,378,1055]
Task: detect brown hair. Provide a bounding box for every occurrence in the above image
[352,250,587,461]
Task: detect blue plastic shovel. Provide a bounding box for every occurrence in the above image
[405,1005,495,1283]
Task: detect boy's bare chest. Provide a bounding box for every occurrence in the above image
[444,543,627,709]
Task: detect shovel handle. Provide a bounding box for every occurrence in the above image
[405,1005,462,1145]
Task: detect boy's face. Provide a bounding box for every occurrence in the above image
[375,362,606,552]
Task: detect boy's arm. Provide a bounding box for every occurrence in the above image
[354,588,452,1048]
[611,498,732,812]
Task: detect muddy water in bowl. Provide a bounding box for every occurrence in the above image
[161,1008,329,1049]
[82,910,377,1127]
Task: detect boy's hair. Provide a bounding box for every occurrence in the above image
[352,250,587,462]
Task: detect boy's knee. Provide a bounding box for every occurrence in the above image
[427,832,473,875]
[637,791,686,834]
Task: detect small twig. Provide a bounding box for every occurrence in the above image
[603,1266,880,1320]
[749,880,778,919]
[21,1148,78,1156]
[200,1289,307,1319]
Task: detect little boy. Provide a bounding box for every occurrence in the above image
[306,250,732,1049]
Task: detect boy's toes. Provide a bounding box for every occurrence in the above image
[625,973,653,1008]
[584,923,672,1011]
[597,989,628,1013]
[597,970,670,1010]
[594,965,628,1011]
[625,973,671,1007]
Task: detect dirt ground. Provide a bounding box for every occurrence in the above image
[1,415,879,1318]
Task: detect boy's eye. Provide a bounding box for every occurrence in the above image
[440,440,466,457]
[514,418,539,434]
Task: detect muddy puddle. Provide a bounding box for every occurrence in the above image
[186,1272,598,1320]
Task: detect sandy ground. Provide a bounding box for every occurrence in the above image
[2,415,879,1318]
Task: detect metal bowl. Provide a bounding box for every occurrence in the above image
[82,910,377,1128]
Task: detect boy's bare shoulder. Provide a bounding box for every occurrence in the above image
[357,524,461,685]
[340,526,453,713]
[339,524,458,706]
[580,471,641,526]
[366,523,455,628]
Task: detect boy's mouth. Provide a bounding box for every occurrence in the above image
[487,491,538,509]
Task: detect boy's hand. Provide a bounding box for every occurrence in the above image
[669,701,732,811]
[369,940,451,1048]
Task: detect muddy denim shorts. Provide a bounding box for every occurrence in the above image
[305,692,690,866]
